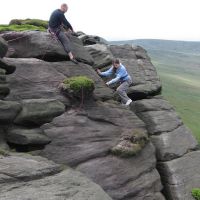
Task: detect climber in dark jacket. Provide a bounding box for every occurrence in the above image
[48,3,78,64]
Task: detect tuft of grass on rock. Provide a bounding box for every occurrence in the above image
[62,76,95,99]
[192,188,200,200]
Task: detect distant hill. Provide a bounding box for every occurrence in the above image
[111,39,200,54]
[110,39,200,142]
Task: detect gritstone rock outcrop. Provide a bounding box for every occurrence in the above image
[0,30,199,200]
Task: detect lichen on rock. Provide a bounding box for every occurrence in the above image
[111,129,149,157]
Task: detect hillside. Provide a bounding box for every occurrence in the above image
[111,39,200,142]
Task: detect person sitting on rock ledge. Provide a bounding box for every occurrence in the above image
[48,3,78,64]
[97,59,133,106]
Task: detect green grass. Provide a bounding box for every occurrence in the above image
[192,188,200,200]
[150,51,200,143]
[0,24,46,32]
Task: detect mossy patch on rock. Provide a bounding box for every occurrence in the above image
[192,188,200,200]
[9,19,48,28]
[0,24,46,32]
[61,76,95,99]
[0,148,9,156]
[111,129,149,158]
[0,68,6,75]
[0,19,48,33]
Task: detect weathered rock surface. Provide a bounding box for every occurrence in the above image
[1,31,94,65]
[0,58,16,74]
[0,37,8,58]
[151,125,198,161]
[0,57,15,99]
[78,33,108,45]
[4,58,113,102]
[158,151,200,200]
[109,44,161,99]
[4,58,69,103]
[39,101,164,199]
[0,100,21,124]
[85,44,113,69]
[0,70,6,84]
[130,97,200,200]
[131,98,198,161]
[0,153,112,200]
[14,99,65,126]
[0,128,9,150]
[6,126,51,145]
[0,84,10,99]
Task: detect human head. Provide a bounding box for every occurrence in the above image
[112,58,120,68]
[60,3,68,13]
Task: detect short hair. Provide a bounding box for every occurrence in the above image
[61,3,68,8]
[112,58,120,65]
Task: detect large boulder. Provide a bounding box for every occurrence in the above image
[1,31,94,65]
[39,101,164,199]
[0,153,112,200]
[0,36,8,58]
[133,107,183,135]
[109,44,161,99]
[131,97,200,200]
[14,99,65,126]
[0,100,22,124]
[158,151,200,200]
[151,125,198,161]
[6,126,51,146]
[4,58,69,104]
[85,44,114,69]
[131,98,198,161]
[5,58,113,102]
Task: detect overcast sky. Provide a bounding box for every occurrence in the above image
[1,0,200,41]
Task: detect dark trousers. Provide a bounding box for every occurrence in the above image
[57,31,72,54]
[49,27,72,54]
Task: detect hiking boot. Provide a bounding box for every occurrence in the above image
[125,99,132,106]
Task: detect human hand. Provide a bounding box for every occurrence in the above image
[68,29,73,33]
[96,69,101,74]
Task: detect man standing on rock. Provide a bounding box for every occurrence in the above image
[97,59,133,106]
[48,3,78,64]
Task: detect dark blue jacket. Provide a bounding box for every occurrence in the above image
[49,9,73,30]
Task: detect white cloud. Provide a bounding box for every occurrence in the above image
[1,0,200,41]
